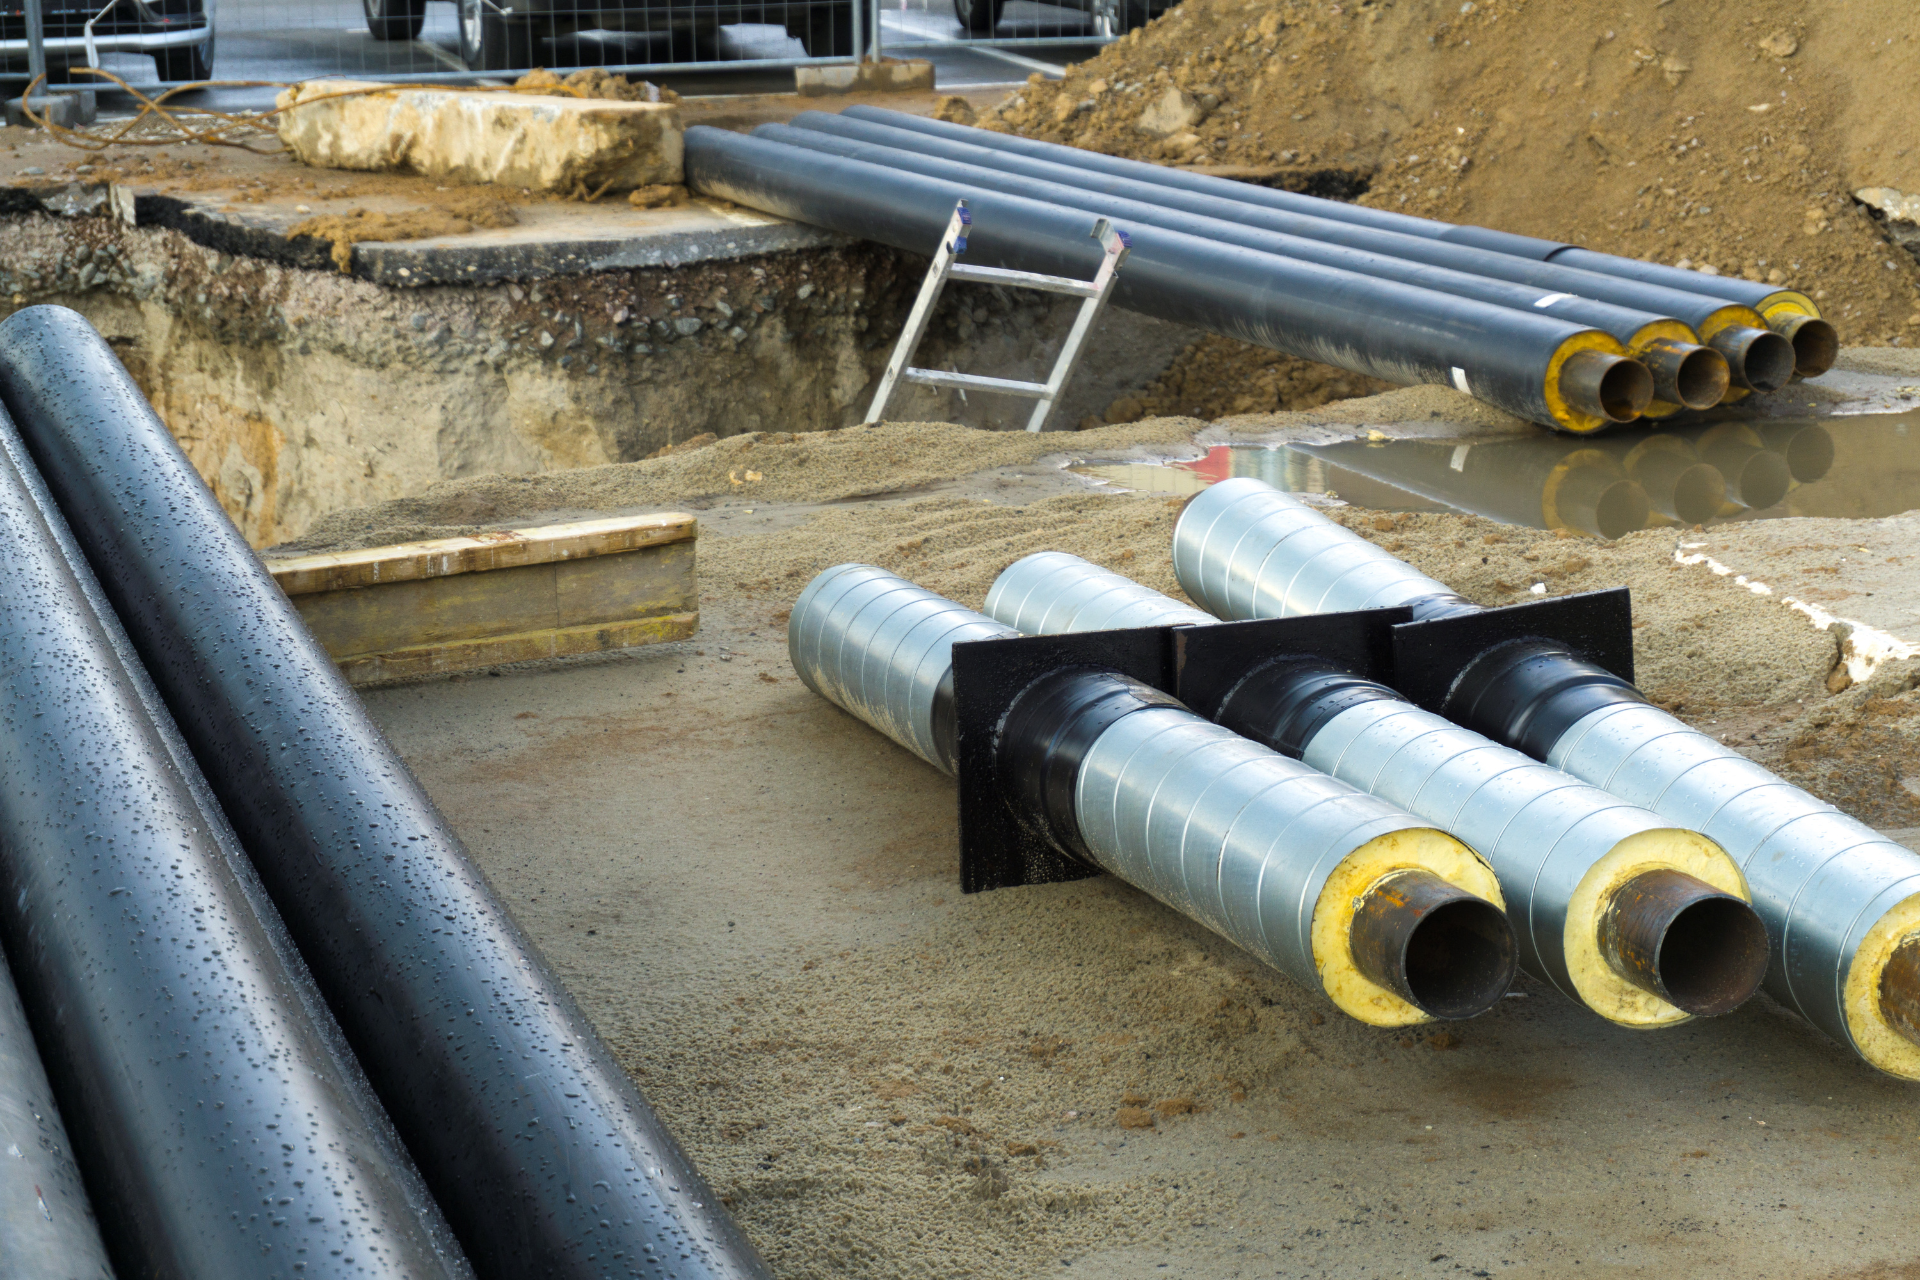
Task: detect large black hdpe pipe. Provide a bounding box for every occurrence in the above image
[766,118,1719,417]
[0,944,114,1278]
[0,307,771,1280]
[780,114,1727,415]
[845,106,1838,379]
[0,394,468,1280]
[686,127,1647,433]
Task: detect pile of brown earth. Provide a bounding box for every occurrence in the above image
[974,0,1920,421]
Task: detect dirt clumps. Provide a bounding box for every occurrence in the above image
[1095,332,1392,424]
[512,67,682,104]
[989,0,1920,344]
[287,193,520,271]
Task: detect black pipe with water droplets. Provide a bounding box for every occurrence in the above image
[0,305,770,1280]
[0,391,468,1280]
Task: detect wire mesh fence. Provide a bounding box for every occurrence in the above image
[4,0,1122,95]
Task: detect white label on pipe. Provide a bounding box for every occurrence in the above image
[1449,445,1471,472]
[1533,292,1573,308]
[1450,366,1471,394]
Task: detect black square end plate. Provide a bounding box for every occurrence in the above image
[951,625,1173,895]
[1171,608,1410,720]
[1389,587,1635,714]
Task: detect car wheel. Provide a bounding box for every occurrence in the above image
[458,0,536,71]
[798,2,855,56]
[364,0,425,41]
[154,27,214,82]
[952,0,1003,35]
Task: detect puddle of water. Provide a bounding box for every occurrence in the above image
[1075,413,1920,539]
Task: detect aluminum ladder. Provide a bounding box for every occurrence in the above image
[864,199,1131,433]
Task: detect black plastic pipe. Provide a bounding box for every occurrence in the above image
[766,118,1716,416]
[844,106,1837,377]
[0,306,771,1280]
[0,395,466,1280]
[686,127,1645,432]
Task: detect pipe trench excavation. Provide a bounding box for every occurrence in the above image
[770,115,1706,418]
[685,126,1648,433]
[789,563,1518,1027]
[986,552,1767,1026]
[1173,477,1920,1079]
[0,306,771,1280]
[843,106,1838,381]
[0,394,465,1280]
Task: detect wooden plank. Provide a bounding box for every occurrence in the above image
[337,612,699,686]
[269,512,696,597]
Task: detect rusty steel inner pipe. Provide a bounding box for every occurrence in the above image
[685,126,1647,433]
[0,305,770,1280]
[1171,476,1920,1079]
[790,563,1517,1027]
[0,394,468,1280]
[986,552,1767,1026]
[840,105,1838,379]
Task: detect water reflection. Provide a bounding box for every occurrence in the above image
[1075,414,1916,539]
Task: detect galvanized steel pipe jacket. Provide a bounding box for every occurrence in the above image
[0,306,771,1280]
[1173,477,1920,1078]
[844,106,1834,376]
[684,126,1637,433]
[779,114,1722,416]
[0,398,464,1279]
[987,552,1764,1026]
[790,564,1513,1028]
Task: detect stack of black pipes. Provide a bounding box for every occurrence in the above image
[683,106,1838,435]
[0,304,770,1279]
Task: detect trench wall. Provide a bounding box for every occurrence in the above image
[0,210,1193,546]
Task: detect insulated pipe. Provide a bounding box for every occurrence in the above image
[790,564,1516,1025]
[842,106,1838,377]
[1171,477,1920,1078]
[0,946,113,1279]
[1297,439,1653,539]
[685,127,1643,433]
[0,306,771,1280]
[987,553,1766,1025]
[0,401,465,1279]
[772,117,1711,417]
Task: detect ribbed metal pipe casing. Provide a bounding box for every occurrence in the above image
[1550,701,1920,1063]
[986,551,1214,634]
[1173,478,1465,622]
[789,564,1016,771]
[1071,707,1447,991]
[989,552,1745,1023]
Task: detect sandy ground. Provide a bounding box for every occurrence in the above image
[307,365,1920,1276]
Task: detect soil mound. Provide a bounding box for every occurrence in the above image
[991,0,1920,345]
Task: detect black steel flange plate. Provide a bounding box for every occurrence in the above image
[951,625,1174,894]
[1171,609,1409,719]
[1388,587,1636,713]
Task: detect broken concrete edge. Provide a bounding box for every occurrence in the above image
[336,610,700,686]
[276,80,683,193]
[795,59,936,98]
[269,511,697,595]
[0,181,848,286]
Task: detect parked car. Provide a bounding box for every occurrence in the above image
[362,0,853,72]
[1,0,214,82]
[954,0,1164,35]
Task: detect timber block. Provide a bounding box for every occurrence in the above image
[275,80,683,192]
[268,512,698,684]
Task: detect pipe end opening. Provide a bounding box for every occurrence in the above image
[1559,350,1654,425]
[1655,894,1771,1017]
[1351,869,1516,1021]
[1781,315,1839,379]
[1741,330,1799,393]
[1672,345,1732,410]
[1878,935,1920,1048]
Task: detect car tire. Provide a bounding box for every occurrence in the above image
[154,28,215,82]
[953,0,1003,35]
[458,0,536,71]
[798,3,855,56]
[364,0,426,41]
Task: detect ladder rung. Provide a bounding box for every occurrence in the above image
[947,264,1103,298]
[903,368,1052,397]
